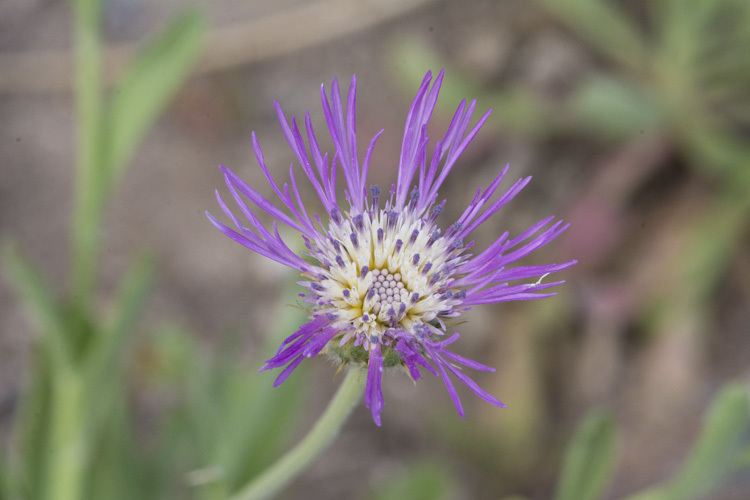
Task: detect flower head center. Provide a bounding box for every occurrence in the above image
[368,269,408,315]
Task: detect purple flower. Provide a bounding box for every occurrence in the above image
[207,70,575,426]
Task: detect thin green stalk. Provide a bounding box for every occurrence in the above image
[72,0,104,310]
[228,369,366,500]
[46,372,86,500]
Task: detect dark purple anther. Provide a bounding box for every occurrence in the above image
[429,272,441,286]
[428,203,444,223]
[421,262,432,275]
[410,292,419,303]
[367,288,376,299]
[350,233,359,249]
[330,207,342,225]
[353,214,364,232]
[362,314,370,322]
[427,230,440,247]
[377,228,384,244]
[343,289,351,298]
[394,239,403,254]
[412,253,420,266]
[451,238,464,249]
[409,188,420,209]
[360,265,369,278]
[370,185,380,209]
[409,229,419,245]
[387,211,398,229]
[336,255,345,267]
[446,221,462,236]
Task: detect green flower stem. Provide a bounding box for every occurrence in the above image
[46,372,86,500]
[228,369,366,500]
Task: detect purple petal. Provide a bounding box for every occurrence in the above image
[365,343,385,426]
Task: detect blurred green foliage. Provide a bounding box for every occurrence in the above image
[555,411,617,500]
[366,461,456,500]
[2,0,749,499]
[550,384,750,500]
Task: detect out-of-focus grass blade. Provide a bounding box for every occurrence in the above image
[2,244,70,372]
[83,254,154,431]
[555,411,617,500]
[367,461,455,500]
[660,384,749,499]
[203,282,310,489]
[13,359,53,500]
[389,36,550,136]
[625,384,750,500]
[104,10,205,186]
[532,0,647,72]
[85,395,155,500]
[569,75,662,139]
[0,446,9,500]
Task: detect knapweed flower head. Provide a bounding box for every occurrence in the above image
[208,70,575,425]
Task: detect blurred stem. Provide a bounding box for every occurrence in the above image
[228,369,366,500]
[46,372,86,500]
[71,0,104,311]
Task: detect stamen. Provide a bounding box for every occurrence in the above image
[421,262,432,275]
[350,233,359,249]
[394,239,403,254]
[387,211,398,229]
[429,272,441,286]
[330,207,342,225]
[428,203,444,223]
[370,185,380,209]
[352,214,364,232]
[360,266,369,278]
[427,230,440,247]
[409,229,419,245]
[412,254,420,266]
[377,228,384,244]
[409,188,420,209]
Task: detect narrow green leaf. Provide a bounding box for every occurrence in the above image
[555,411,617,500]
[569,75,662,139]
[104,10,205,185]
[0,446,9,500]
[532,0,648,72]
[83,254,154,429]
[2,244,70,371]
[624,384,750,500]
[661,384,749,499]
[367,461,454,500]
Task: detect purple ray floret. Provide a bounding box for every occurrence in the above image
[208,70,576,425]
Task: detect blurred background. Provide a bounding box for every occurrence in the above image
[1,0,749,499]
